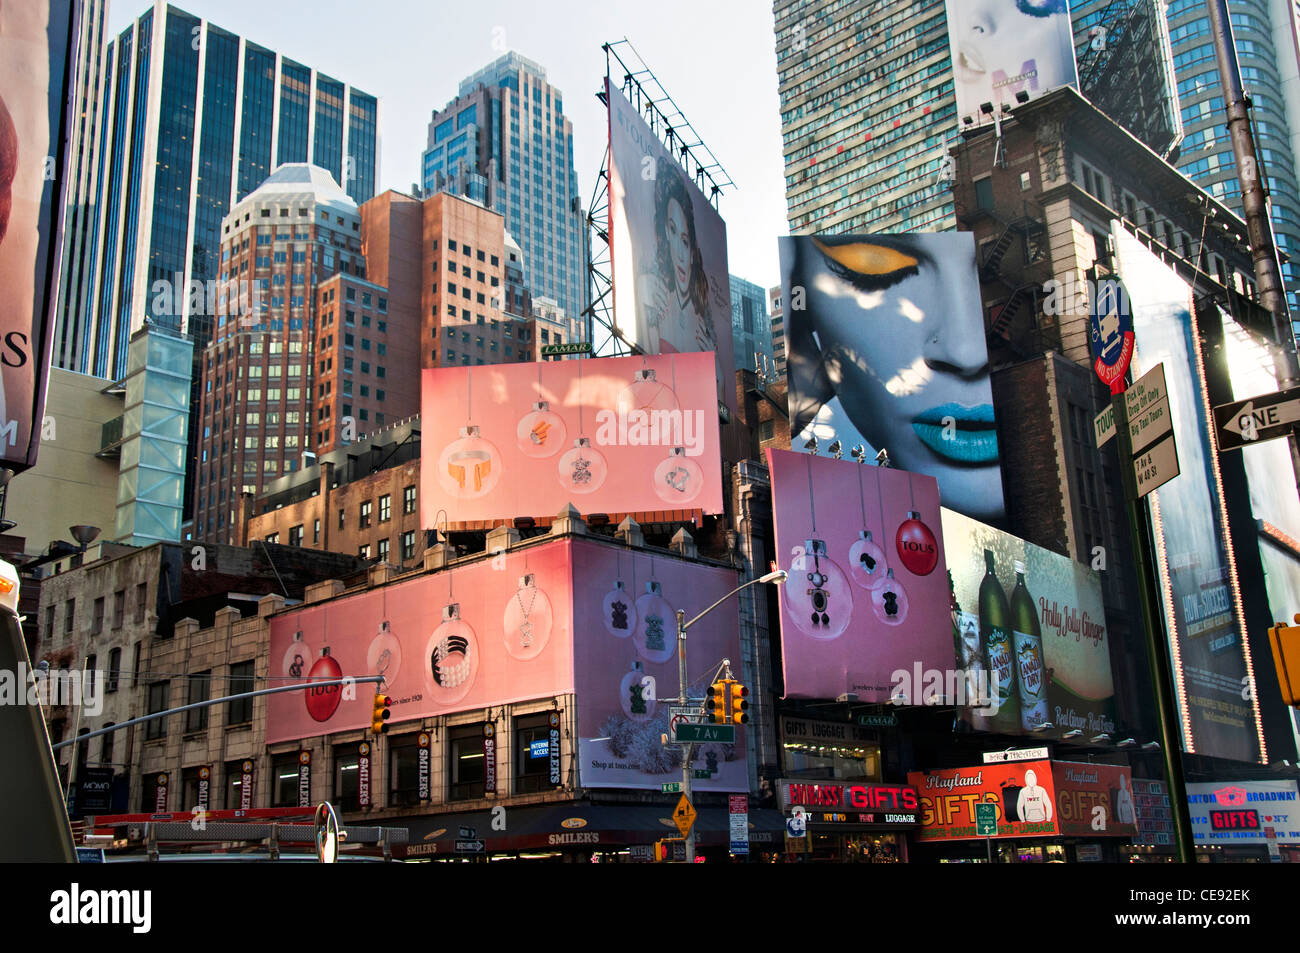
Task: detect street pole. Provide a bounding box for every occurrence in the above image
[677,608,695,863]
[1207,0,1300,501]
[1115,393,1197,863]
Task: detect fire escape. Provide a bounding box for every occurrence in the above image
[971,202,1053,356]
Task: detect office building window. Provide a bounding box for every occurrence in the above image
[448,723,487,801]
[146,682,170,740]
[227,660,255,725]
[185,672,211,733]
[515,712,555,794]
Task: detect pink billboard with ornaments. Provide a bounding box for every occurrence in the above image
[266,537,746,793]
[766,447,950,701]
[419,351,723,524]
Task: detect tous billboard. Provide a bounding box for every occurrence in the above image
[767,447,950,701]
[942,508,1115,736]
[420,351,723,524]
[266,537,746,793]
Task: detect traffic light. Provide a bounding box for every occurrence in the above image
[1268,614,1300,706]
[653,839,669,862]
[371,692,392,733]
[729,681,749,725]
[706,680,727,723]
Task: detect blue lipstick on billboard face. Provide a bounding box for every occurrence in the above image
[783,232,1006,523]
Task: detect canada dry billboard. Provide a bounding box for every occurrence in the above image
[767,447,950,701]
[942,508,1115,737]
[780,232,1006,524]
[606,79,736,414]
[420,351,723,524]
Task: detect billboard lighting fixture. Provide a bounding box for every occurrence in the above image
[1015,90,1030,105]
[1031,722,1054,733]
[1142,741,1161,751]
[835,692,857,703]
[1116,738,1137,748]
[980,101,995,115]
[1091,733,1111,744]
[875,448,891,467]
[828,440,842,460]
[804,435,818,455]
[962,115,974,126]
[1062,729,1083,739]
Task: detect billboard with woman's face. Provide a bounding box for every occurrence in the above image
[945,0,1079,121]
[0,0,75,472]
[781,233,1006,523]
[607,79,736,413]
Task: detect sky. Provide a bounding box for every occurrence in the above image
[107,0,791,295]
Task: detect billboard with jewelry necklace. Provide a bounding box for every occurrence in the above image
[421,351,723,523]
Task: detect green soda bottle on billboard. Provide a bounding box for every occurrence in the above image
[1009,560,1049,731]
[979,549,1019,732]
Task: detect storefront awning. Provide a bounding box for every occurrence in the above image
[400,802,786,857]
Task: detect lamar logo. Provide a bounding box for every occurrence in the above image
[50,884,151,933]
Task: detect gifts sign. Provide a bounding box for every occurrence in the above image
[420,352,724,523]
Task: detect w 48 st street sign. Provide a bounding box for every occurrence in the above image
[1213,387,1300,452]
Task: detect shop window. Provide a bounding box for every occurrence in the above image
[272,752,303,808]
[514,712,554,794]
[333,744,363,812]
[389,734,425,808]
[448,723,487,801]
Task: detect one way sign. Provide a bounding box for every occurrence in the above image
[1213,387,1300,451]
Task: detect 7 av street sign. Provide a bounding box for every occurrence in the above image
[1214,387,1300,451]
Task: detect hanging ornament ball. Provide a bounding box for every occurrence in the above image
[653,447,704,504]
[366,622,403,690]
[558,437,608,495]
[602,580,637,638]
[786,539,853,640]
[425,606,479,706]
[620,662,657,721]
[282,630,310,679]
[633,581,677,664]
[502,575,554,661]
[305,649,343,723]
[848,530,889,591]
[516,401,567,459]
[871,569,910,626]
[616,368,680,415]
[437,425,503,499]
[895,510,938,576]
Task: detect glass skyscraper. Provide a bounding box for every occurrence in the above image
[421,52,587,325]
[54,0,380,382]
[729,275,776,376]
[772,0,1182,235]
[1163,0,1300,329]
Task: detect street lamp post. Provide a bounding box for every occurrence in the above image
[675,569,786,862]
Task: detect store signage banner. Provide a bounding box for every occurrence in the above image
[907,760,1058,841]
[417,733,431,801]
[780,232,1005,523]
[267,540,577,744]
[153,773,168,813]
[0,0,76,472]
[297,751,311,808]
[1114,226,1261,763]
[358,743,371,808]
[778,779,920,823]
[944,0,1079,121]
[941,508,1115,735]
[239,760,254,810]
[767,447,949,701]
[1050,761,1137,838]
[606,79,736,414]
[573,541,745,792]
[548,710,562,786]
[197,765,211,811]
[420,351,723,523]
[1186,780,1300,846]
